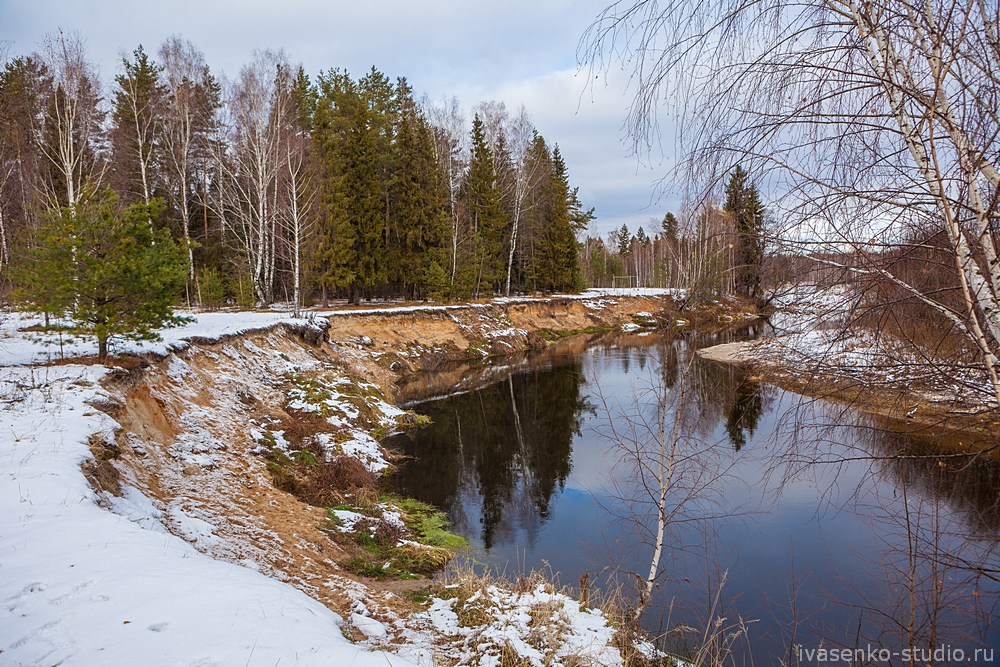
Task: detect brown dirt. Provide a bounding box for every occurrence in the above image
[322,295,681,377]
[88,294,706,637]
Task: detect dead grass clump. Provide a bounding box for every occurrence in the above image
[290,455,376,507]
[393,543,452,573]
[88,433,121,460]
[81,458,123,497]
[498,643,532,667]
[372,516,404,547]
[455,595,494,628]
[279,408,334,446]
[525,599,569,653]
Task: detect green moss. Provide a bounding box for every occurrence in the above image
[291,449,318,466]
[344,557,393,579]
[257,430,278,448]
[326,496,466,580]
[284,372,336,411]
[384,495,468,551]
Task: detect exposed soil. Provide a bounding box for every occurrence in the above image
[86,293,720,640]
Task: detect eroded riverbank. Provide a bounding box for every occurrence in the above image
[3,292,728,666]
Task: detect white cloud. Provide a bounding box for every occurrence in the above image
[1,0,683,235]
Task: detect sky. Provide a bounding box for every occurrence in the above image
[0,0,681,237]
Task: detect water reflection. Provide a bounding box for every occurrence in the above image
[390,360,590,549]
[386,330,1000,662]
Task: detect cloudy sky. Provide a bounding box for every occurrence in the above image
[1,0,680,236]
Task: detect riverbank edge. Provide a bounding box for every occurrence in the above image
[697,340,1000,448]
[12,292,725,666]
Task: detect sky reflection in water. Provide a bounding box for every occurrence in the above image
[387,331,1000,663]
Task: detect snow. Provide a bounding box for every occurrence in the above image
[320,430,390,473]
[329,509,367,533]
[0,295,682,666]
[581,287,687,298]
[749,284,996,404]
[414,583,625,667]
[0,286,681,368]
[0,363,418,666]
[0,310,318,367]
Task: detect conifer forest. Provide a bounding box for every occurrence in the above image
[0,36,604,313]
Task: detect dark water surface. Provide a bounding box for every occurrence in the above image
[386,330,1000,664]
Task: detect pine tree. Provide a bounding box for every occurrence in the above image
[0,57,49,273]
[110,45,166,213]
[723,165,766,298]
[11,191,188,361]
[616,223,632,256]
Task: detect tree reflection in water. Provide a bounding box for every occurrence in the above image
[389,359,590,549]
[386,330,1000,661]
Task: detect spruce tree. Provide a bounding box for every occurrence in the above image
[462,115,507,297]
[723,165,766,298]
[537,147,582,291]
[616,223,632,256]
[389,84,448,298]
[661,212,678,240]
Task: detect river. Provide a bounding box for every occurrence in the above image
[385,329,1000,664]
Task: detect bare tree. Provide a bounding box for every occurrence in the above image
[159,36,219,293]
[503,106,541,296]
[217,50,293,305]
[580,0,1000,406]
[278,71,315,317]
[597,349,752,664]
[426,96,468,284]
[110,45,166,235]
[35,30,103,209]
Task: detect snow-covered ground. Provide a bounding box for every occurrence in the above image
[1,303,647,666]
[0,310,319,367]
[0,362,420,666]
[738,283,997,406]
[1,288,682,367]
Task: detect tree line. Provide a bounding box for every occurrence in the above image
[0,32,592,317]
[580,166,766,302]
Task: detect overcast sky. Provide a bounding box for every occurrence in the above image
[1,0,680,236]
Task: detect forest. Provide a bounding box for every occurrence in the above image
[0,32,600,316]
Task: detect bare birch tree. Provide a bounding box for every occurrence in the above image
[159,36,218,293]
[581,0,1000,406]
[217,50,293,305]
[503,105,542,296]
[279,71,315,317]
[35,30,103,209]
[110,45,164,227]
[427,96,468,284]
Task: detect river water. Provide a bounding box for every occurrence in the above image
[385,330,1000,664]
